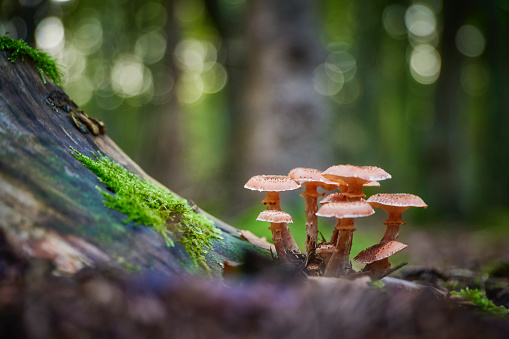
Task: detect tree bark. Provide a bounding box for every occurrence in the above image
[0,53,268,278]
[240,0,330,182]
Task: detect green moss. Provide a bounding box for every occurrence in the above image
[451,287,509,317]
[369,280,386,290]
[0,35,62,85]
[70,147,222,272]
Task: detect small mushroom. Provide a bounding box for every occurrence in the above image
[288,167,338,254]
[315,242,335,266]
[322,165,391,200]
[245,175,301,253]
[316,201,375,277]
[366,193,428,243]
[354,240,407,273]
[257,210,294,262]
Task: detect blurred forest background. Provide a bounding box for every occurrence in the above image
[2,0,509,264]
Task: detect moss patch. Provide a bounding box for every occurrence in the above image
[70,147,222,272]
[0,36,62,85]
[451,287,509,317]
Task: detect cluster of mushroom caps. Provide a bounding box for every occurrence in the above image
[244,165,427,278]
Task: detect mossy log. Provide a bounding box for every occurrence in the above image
[0,52,268,278]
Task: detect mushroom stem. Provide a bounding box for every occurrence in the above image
[324,218,355,277]
[264,192,300,253]
[379,209,406,243]
[280,224,300,253]
[302,187,322,254]
[385,208,408,225]
[380,224,401,242]
[263,191,281,210]
[330,219,341,246]
[329,194,362,244]
[344,180,366,200]
[268,224,288,262]
[304,194,319,253]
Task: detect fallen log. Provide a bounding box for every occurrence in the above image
[0,45,267,278]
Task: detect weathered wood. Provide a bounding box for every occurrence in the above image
[0,52,268,278]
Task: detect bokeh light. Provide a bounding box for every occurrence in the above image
[176,72,204,105]
[135,2,167,31]
[73,17,103,55]
[331,78,362,105]
[95,89,124,111]
[313,63,344,96]
[456,25,486,57]
[409,44,441,84]
[65,76,94,106]
[460,62,490,96]
[327,51,357,82]
[202,62,228,94]
[314,50,358,97]
[150,65,175,104]
[174,39,227,105]
[175,39,217,72]
[405,4,436,38]
[383,4,407,39]
[135,32,167,64]
[111,54,153,98]
[35,16,64,52]
[60,43,87,83]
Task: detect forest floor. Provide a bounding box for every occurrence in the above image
[2,224,509,338]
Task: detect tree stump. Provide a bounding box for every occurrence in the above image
[0,52,268,278]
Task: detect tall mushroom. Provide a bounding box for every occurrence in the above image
[244,175,301,253]
[321,165,390,244]
[366,193,428,243]
[316,201,375,277]
[354,240,407,273]
[288,167,338,254]
[257,210,294,262]
[321,165,391,200]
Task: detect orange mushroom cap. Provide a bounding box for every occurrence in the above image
[320,193,348,204]
[322,164,391,183]
[366,193,428,208]
[364,181,381,187]
[288,167,338,187]
[316,201,374,219]
[353,240,407,264]
[257,210,293,224]
[244,175,301,192]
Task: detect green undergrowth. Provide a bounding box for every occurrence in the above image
[0,35,62,85]
[451,287,509,317]
[70,147,222,272]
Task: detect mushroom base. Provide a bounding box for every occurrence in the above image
[268,224,288,262]
[304,194,319,254]
[324,229,354,277]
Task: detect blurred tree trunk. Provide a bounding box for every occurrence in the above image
[427,0,466,218]
[483,1,509,210]
[144,0,185,193]
[237,0,330,192]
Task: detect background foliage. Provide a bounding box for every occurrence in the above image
[2,0,509,256]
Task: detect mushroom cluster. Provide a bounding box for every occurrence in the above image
[244,165,427,278]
